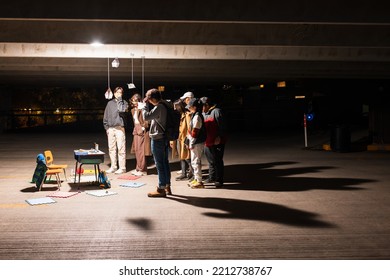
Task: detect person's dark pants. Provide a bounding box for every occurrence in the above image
[204,144,225,184]
[151,138,171,188]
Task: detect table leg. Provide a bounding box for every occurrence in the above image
[97,164,101,183]
[79,164,83,184]
[94,164,98,183]
[74,162,78,183]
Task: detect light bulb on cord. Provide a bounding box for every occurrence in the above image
[111,58,120,68]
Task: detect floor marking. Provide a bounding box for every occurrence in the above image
[0,203,48,208]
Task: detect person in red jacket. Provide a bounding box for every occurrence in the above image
[200,97,227,187]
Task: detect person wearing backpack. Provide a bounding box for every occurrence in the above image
[186,98,207,189]
[200,96,227,187]
[140,88,171,197]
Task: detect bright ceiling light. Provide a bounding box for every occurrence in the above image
[90,41,104,47]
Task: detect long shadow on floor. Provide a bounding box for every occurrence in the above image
[219,161,374,192]
[165,161,375,227]
[167,194,334,228]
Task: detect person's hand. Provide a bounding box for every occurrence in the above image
[214,136,221,145]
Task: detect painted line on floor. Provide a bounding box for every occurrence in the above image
[0,203,48,208]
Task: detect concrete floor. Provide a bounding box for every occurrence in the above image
[0,128,389,260]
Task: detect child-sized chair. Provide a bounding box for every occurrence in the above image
[32,154,62,191]
[44,150,68,181]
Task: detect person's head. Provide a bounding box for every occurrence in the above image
[200,96,214,113]
[130,93,142,108]
[180,91,194,105]
[144,88,162,106]
[173,99,186,114]
[186,98,201,113]
[114,87,124,100]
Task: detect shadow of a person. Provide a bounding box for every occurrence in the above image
[167,194,335,228]
[221,161,373,192]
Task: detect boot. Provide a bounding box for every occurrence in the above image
[165,184,172,195]
[148,187,166,197]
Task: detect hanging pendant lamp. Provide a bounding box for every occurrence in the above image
[111,57,120,68]
[127,53,136,89]
[105,57,113,99]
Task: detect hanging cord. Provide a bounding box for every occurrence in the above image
[107,57,110,90]
[105,57,112,99]
[131,53,134,84]
[142,56,145,99]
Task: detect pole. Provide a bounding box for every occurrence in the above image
[304,113,308,148]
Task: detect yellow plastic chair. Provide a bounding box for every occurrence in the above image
[32,154,62,191]
[39,168,62,191]
[44,150,68,181]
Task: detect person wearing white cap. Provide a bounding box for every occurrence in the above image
[180,91,194,105]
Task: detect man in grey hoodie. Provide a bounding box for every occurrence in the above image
[103,87,129,174]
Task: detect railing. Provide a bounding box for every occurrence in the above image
[0,108,105,131]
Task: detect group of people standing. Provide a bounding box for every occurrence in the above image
[102,87,227,198]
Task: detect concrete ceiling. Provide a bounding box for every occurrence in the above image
[1,1,390,89]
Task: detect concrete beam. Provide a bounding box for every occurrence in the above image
[1,43,390,62]
[1,18,389,46]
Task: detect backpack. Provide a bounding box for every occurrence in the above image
[98,170,111,189]
[157,101,181,141]
[190,111,207,144]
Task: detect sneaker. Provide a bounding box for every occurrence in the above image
[114,169,126,174]
[204,178,216,184]
[148,188,166,198]
[130,169,138,175]
[190,180,204,189]
[134,170,147,176]
[175,174,188,181]
[176,170,182,175]
[187,179,197,187]
[106,168,117,174]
